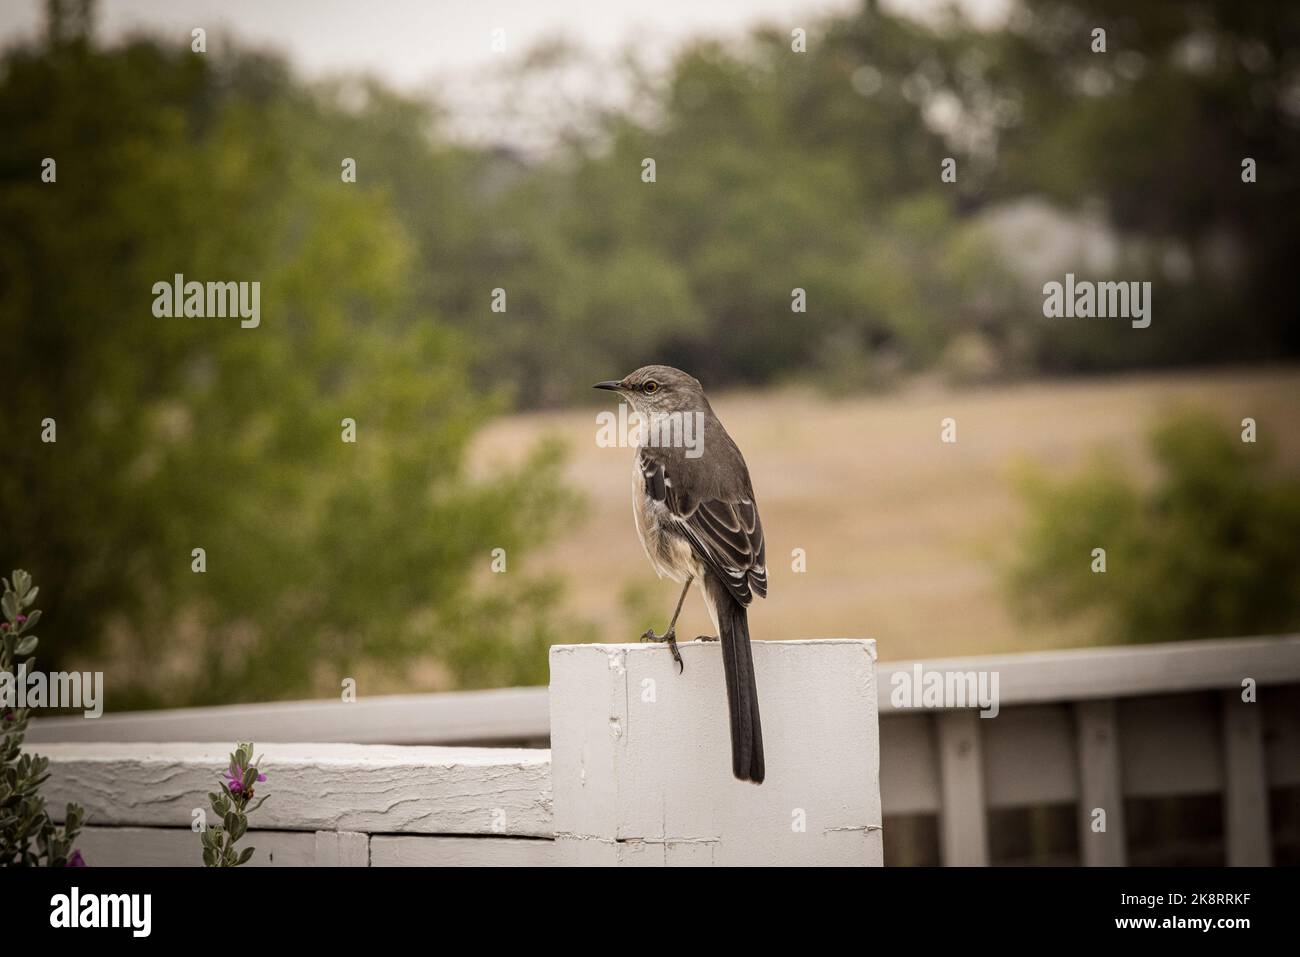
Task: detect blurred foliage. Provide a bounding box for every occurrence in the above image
[398,0,1298,401]
[1010,412,1300,643]
[1,0,1297,703]
[985,0,1300,371]
[0,9,587,706]
[444,17,1031,403]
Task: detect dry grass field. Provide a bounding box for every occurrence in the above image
[471,368,1300,663]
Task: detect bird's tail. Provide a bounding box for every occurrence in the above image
[706,575,765,784]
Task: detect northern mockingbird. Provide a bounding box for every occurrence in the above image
[594,365,766,784]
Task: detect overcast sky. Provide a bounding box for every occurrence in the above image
[0,0,1009,150]
[0,0,1008,89]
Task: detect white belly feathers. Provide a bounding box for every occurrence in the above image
[632,455,697,583]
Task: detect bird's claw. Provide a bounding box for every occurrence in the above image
[694,635,718,642]
[641,627,684,674]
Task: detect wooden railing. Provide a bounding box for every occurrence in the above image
[874,636,1299,866]
[29,635,1300,866]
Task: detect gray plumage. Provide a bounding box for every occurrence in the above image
[594,365,767,783]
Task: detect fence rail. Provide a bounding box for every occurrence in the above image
[28,686,551,746]
[42,743,555,867]
[29,635,1300,866]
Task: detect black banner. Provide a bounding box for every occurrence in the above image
[0,865,1283,943]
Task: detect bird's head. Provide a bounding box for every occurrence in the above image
[593,365,704,415]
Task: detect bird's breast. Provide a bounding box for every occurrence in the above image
[631,456,696,583]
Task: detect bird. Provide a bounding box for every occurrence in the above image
[593,365,766,784]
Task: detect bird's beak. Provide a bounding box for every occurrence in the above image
[592,380,623,392]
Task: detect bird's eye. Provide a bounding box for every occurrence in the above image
[643,380,659,394]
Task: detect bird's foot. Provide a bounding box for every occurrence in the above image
[694,634,718,642]
[641,627,684,674]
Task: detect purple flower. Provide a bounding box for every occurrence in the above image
[15,614,26,624]
[67,850,86,867]
[223,762,267,795]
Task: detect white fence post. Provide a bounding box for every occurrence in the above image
[548,638,883,866]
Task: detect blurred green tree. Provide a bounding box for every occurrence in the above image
[983,0,1300,370]
[443,0,1298,400]
[1009,412,1300,643]
[462,15,1025,401]
[0,9,587,706]
[122,0,1289,408]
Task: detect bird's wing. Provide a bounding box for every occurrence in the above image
[640,454,767,605]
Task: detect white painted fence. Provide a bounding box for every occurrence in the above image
[875,636,1300,866]
[30,635,1300,866]
[37,639,883,866]
[43,744,553,866]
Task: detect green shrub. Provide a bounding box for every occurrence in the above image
[1,571,87,866]
[1009,412,1300,643]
